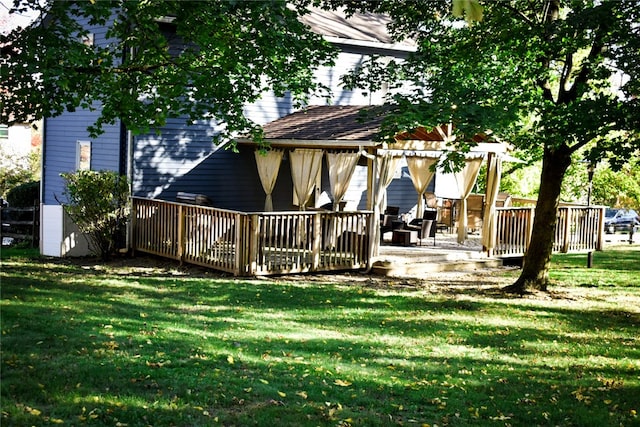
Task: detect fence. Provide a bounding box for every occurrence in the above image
[1,203,40,246]
[494,206,604,257]
[131,197,372,276]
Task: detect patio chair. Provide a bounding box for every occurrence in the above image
[406,210,436,245]
[384,206,400,216]
[380,206,400,241]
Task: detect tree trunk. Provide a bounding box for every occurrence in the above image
[504,144,572,294]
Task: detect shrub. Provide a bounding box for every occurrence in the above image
[59,170,130,260]
[6,181,40,207]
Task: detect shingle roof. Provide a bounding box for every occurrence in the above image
[262,105,384,142]
[301,8,393,45]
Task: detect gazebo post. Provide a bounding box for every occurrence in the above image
[482,152,494,253]
[366,148,380,263]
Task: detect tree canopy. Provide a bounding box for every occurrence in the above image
[1,0,336,143]
[338,0,640,291]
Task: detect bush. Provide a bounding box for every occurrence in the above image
[59,170,130,260]
[0,146,40,199]
[6,181,40,207]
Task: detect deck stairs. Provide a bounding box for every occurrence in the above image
[373,234,503,276]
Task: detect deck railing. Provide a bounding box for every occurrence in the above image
[132,198,604,274]
[131,197,371,276]
[494,206,605,257]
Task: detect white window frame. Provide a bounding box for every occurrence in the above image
[77,140,91,170]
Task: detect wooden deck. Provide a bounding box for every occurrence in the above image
[131,198,605,277]
[131,197,372,276]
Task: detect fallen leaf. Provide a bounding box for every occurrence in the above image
[26,407,41,416]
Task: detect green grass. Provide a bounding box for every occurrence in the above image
[1,247,639,426]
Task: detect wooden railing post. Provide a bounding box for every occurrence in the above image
[311,213,321,271]
[233,213,245,276]
[247,214,260,276]
[177,204,186,264]
[561,207,571,253]
[525,208,535,253]
[130,198,137,255]
[596,207,605,251]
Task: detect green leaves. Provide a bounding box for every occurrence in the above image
[2,0,336,143]
[59,170,130,260]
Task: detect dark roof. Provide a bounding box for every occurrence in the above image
[261,105,384,142]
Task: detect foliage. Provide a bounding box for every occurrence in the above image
[59,170,130,260]
[0,145,40,199]
[1,0,336,145]
[5,180,39,207]
[339,0,640,166]
[591,160,640,210]
[338,0,640,291]
[1,247,638,426]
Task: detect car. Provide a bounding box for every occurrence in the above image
[604,208,639,233]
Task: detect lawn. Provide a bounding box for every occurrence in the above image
[1,245,639,426]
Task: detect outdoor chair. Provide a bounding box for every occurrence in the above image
[380,206,400,241]
[405,209,437,245]
[384,206,400,216]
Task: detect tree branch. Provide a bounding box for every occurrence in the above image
[564,39,606,103]
[536,0,560,102]
[500,3,535,27]
[558,52,573,103]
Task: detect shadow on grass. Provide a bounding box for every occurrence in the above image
[2,256,639,426]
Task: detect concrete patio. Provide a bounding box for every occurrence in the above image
[374,231,504,276]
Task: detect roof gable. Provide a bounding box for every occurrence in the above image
[261,105,383,142]
[300,8,415,52]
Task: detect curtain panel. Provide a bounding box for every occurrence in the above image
[375,153,403,213]
[326,151,360,211]
[481,155,502,252]
[405,155,439,218]
[254,149,284,212]
[453,156,484,244]
[289,148,323,210]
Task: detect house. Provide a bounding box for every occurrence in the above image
[39,7,420,257]
[38,6,604,272]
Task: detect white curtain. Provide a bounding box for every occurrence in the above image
[406,155,439,218]
[289,148,323,210]
[376,153,403,213]
[326,151,360,211]
[254,149,283,212]
[481,155,502,253]
[370,153,402,254]
[453,156,484,244]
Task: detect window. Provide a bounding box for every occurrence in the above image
[77,141,91,170]
[0,125,8,140]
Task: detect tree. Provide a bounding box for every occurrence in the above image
[591,160,640,211]
[1,0,336,145]
[337,0,640,292]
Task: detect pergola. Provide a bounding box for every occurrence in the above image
[237,106,514,256]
